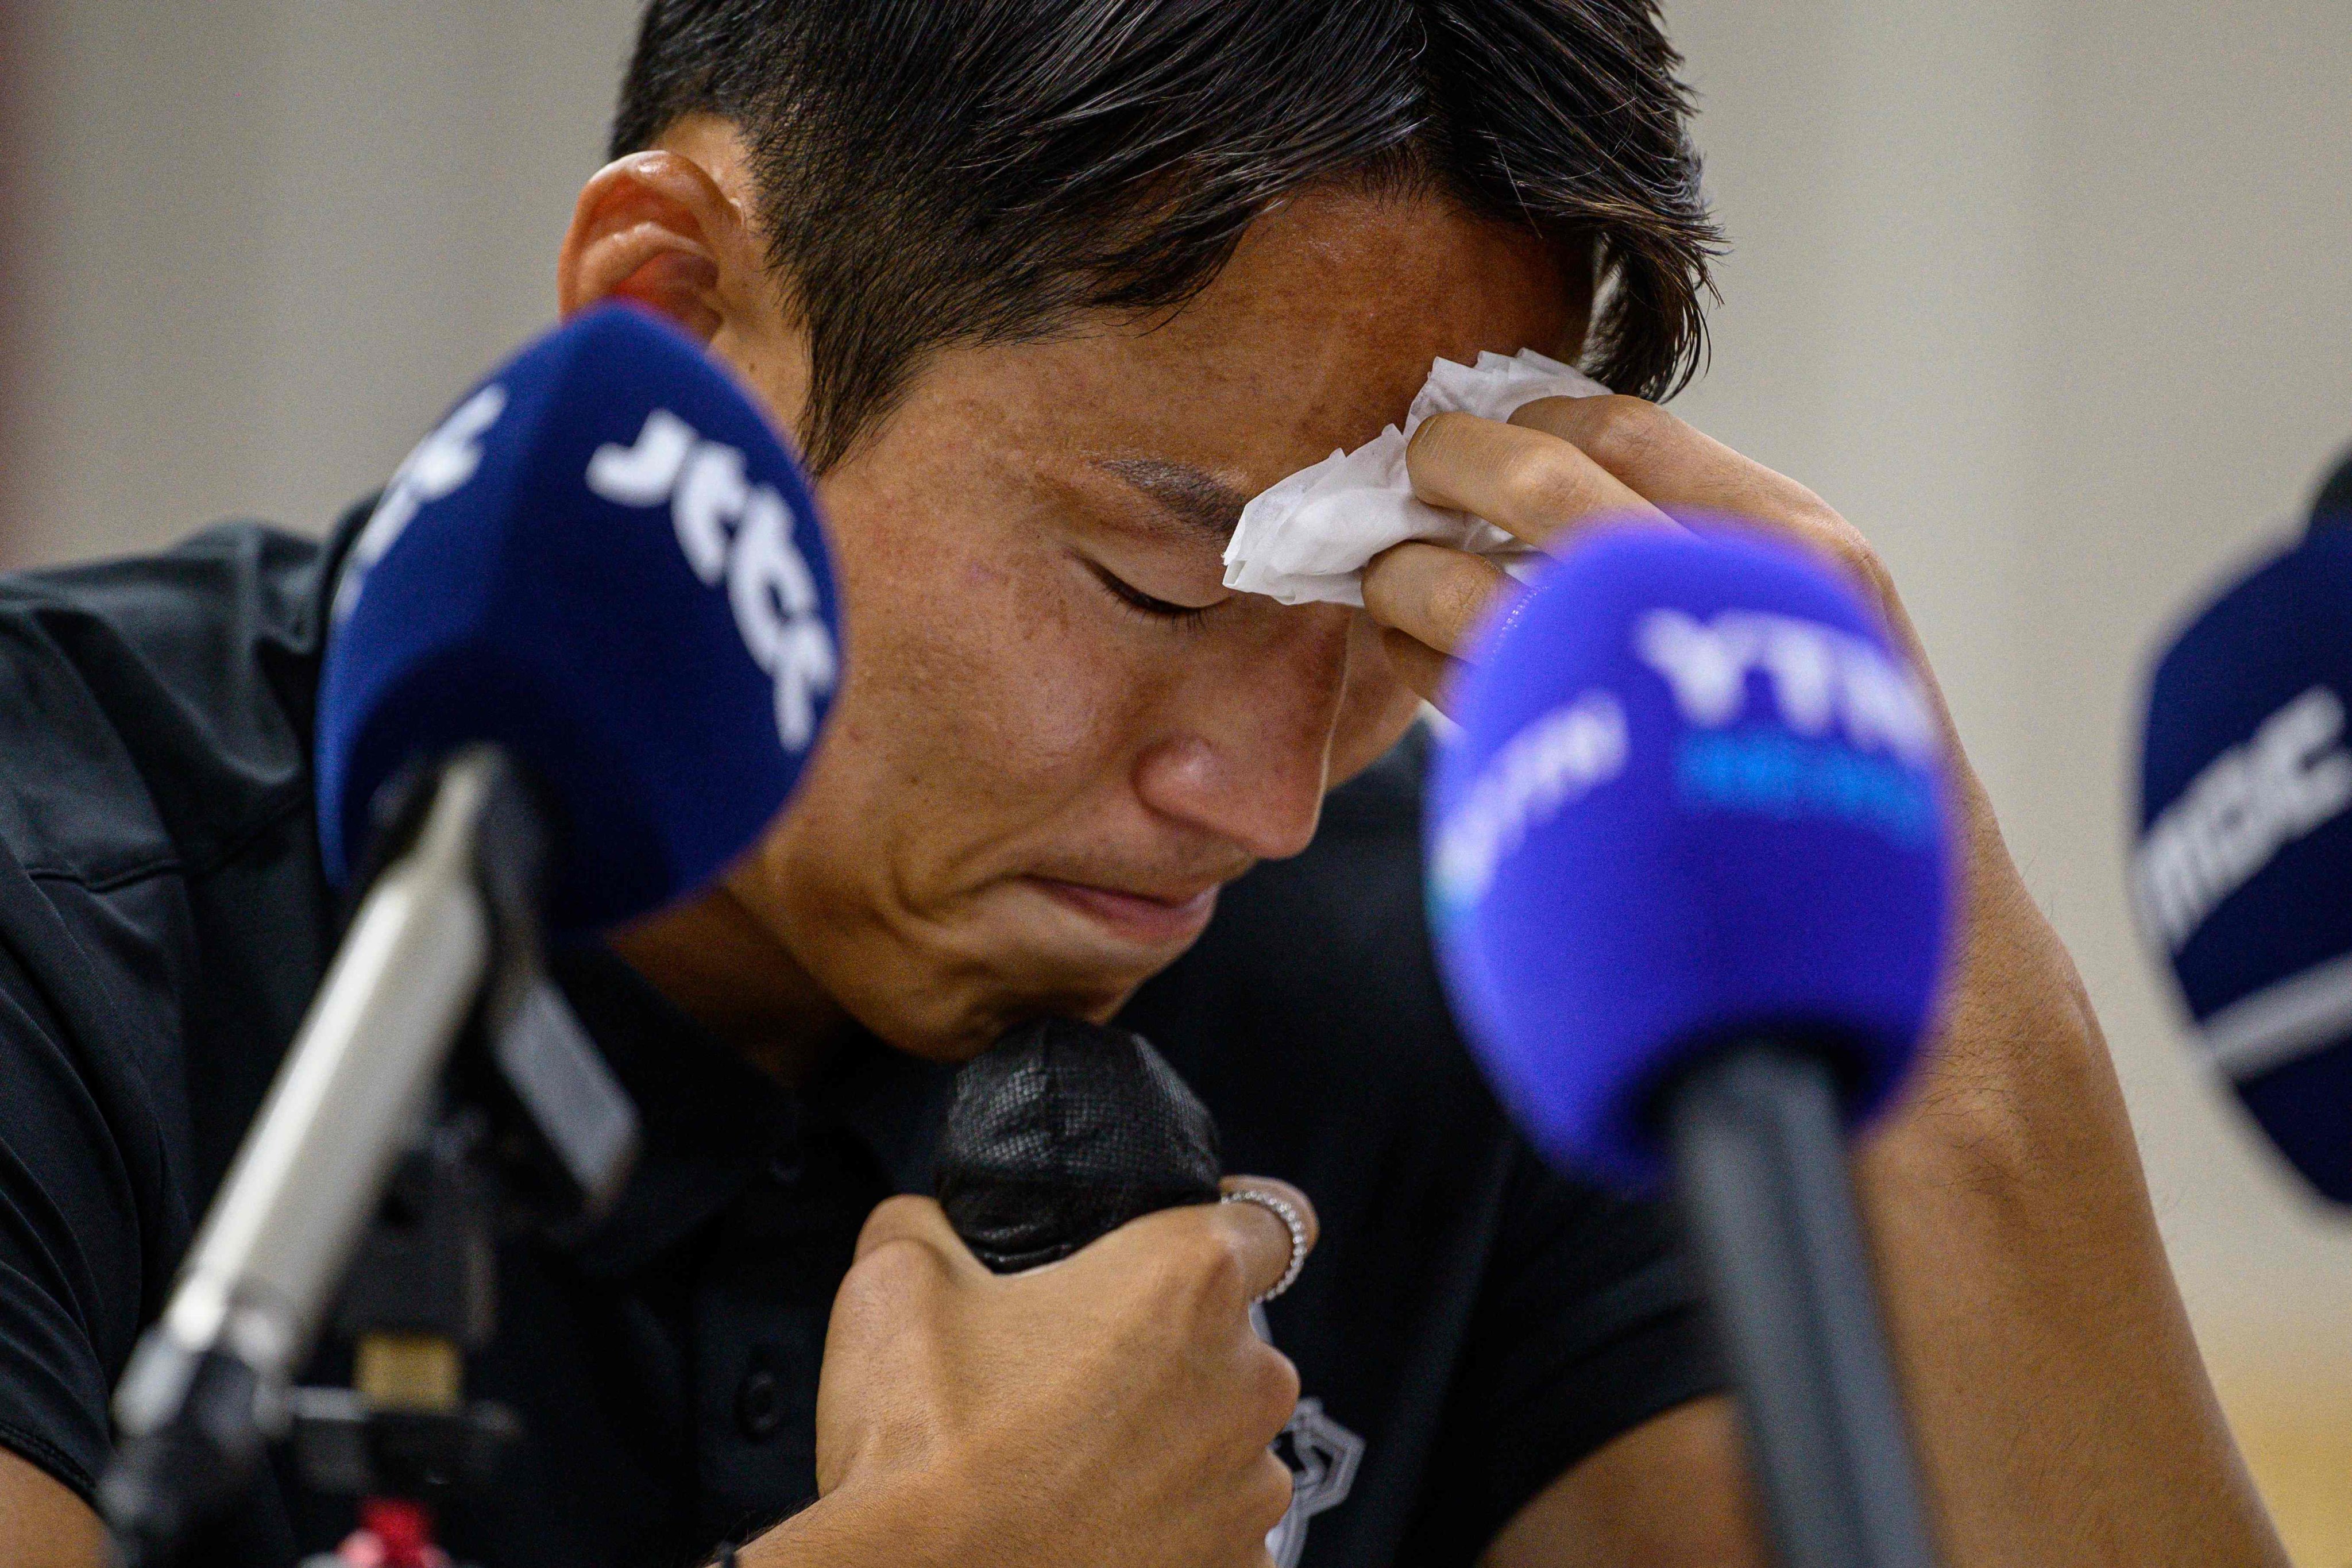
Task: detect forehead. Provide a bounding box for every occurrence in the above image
[906,187,1584,495]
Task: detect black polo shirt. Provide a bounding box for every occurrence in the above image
[0,507,1720,1567]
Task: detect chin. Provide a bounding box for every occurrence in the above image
[872,964,1146,1064]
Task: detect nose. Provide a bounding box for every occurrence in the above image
[1131,607,1351,862]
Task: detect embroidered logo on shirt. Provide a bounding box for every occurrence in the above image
[1253,1304,1365,1567]
[1267,1398,1365,1567]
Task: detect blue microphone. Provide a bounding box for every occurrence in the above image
[1427,526,1955,1568]
[2134,514,2352,1202]
[317,302,841,930]
[105,305,841,1559]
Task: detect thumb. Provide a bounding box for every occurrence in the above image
[853,1193,991,1280]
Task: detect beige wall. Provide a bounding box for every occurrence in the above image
[1670,2,2352,1558]
[12,0,2352,1558]
[9,0,642,561]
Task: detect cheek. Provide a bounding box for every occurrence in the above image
[799,480,1153,856]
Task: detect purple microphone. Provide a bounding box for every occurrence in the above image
[1427,526,1956,1568]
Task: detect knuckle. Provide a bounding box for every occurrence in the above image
[1493,445,1574,517]
[1146,1220,1242,1310]
[1428,560,1499,636]
[1577,395,1670,468]
[1811,514,1893,598]
[838,1235,941,1314]
[1244,1346,1303,1439]
[1189,1230,1252,1314]
[1810,511,1871,562]
[854,1194,933,1250]
[1243,1451,1297,1536]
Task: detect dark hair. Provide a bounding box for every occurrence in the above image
[613,0,1720,472]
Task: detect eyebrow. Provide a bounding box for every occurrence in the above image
[1092,456,1254,541]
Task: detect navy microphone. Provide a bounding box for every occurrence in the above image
[2309,446,2352,532]
[1426,526,1956,1568]
[2134,480,2352,1202]
[102,304,841,1556]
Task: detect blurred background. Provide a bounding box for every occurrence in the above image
[4,0,2351,1558]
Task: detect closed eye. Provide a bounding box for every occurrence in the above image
[1086,559,1218,628]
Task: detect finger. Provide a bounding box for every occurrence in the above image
[1378,627,1463,715]
[1508,393,1903,605]
[1217,1175,1320,1252]
[1406,411,1673,550]
[1360,540,1517,659]
[1511,393,1833,531]
[1511,393,1933,666]
[852,1194,988,1279]
[1508,397,1965,770]
[1214,1176,1319,1303]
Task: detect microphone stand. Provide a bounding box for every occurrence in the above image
[285,1107,517,1568]
[103,747,641,1567]
[1666,1042,1940,1568]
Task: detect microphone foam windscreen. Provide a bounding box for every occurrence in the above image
[1426,526,1956,1189]
[2135,528,2352,1199]
[316,304,841,931]
[2311,446,2352,531]
[936,1018,1222,1273]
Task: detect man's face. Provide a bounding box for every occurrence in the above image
[713,187,1581,1059]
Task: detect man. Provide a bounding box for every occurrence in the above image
[0,2,2289,1565]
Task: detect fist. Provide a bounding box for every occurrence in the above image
[782,1177,1317,1568]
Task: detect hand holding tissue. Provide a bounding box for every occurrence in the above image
[1221,348,1606,608]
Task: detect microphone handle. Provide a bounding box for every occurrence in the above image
[102,748,523,1562]
[936,1018,1222,1274]
[1665,1041,1940,1568]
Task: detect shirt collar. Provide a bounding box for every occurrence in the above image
[547,943,954,1277]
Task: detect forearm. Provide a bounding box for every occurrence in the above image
[0,1451,106,1568]
[1859,782,2284,1567]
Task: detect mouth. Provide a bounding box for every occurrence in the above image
[1026,876,1223,948]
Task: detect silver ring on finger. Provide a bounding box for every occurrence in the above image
[1221,1188,1309,1304]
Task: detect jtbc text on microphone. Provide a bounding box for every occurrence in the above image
[0,4,2345,1567]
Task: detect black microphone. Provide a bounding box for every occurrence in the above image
[935,1017,1222,1272]
[934,1023,1342,1566]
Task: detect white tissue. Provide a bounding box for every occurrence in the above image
[1222,348,1609,608]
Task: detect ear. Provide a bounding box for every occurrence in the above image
[558,149,752,341]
